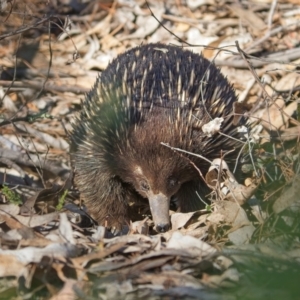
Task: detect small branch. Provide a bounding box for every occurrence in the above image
[0,15,53,41]
[0,80,89,95]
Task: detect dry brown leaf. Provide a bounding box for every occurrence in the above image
[206,159,256,205]
[273,176,300,214]
[170,211,196,230]
[203,268,240,287]
[214,202,255,245]
[0,203,20,217]
[9,212,59,228]
[130,218,149,234]
[136,270,204,289]
[275,72,300,91]
[167,231,216,256]
[59,213,75,244]
[49,279,83,300]
[229,3,267,33]
[0,254,29,278]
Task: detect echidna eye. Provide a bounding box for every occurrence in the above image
[140,180,150,191]
[169,178,179,187]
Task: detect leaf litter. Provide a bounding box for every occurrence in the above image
[0,0,300,299]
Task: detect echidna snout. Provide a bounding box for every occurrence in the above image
[70,43,245,232]
[147,193,170,233]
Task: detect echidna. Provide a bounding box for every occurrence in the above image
[70,43,245,232]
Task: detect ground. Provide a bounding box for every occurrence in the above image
[0,1,300,299]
